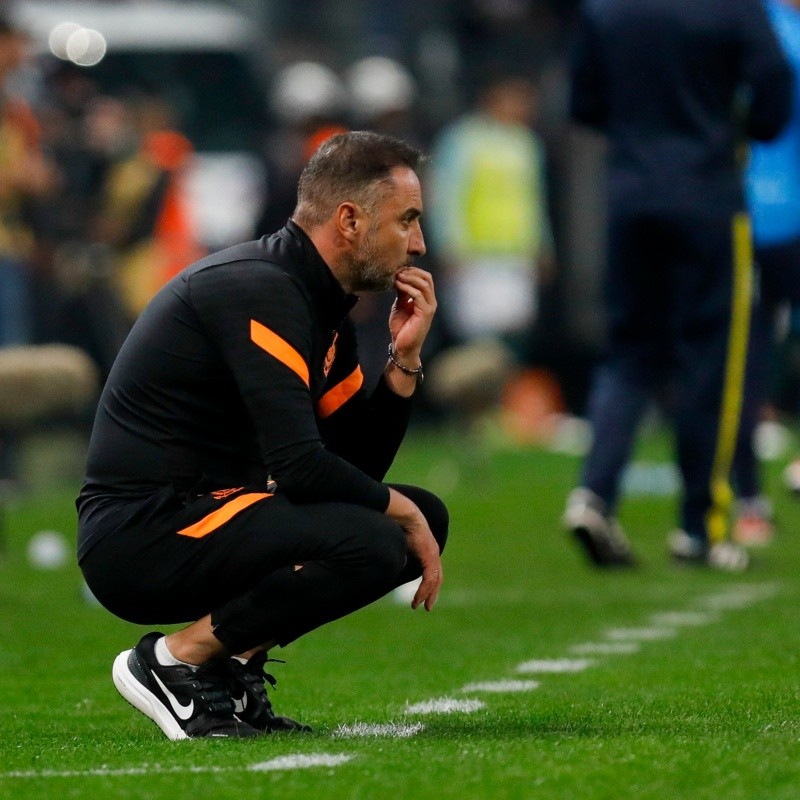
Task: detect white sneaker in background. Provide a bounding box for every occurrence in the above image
[732,496,774,548]
[668,530,749,572]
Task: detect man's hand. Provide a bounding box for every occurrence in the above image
[386,487,443,610]
[388,267,436,363]
[385,267,436,397]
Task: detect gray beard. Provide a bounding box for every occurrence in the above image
[344,235,397,292]
[352,262,395,292]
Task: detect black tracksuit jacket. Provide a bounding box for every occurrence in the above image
[77,221,410,558]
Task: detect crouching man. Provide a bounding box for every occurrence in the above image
[77,132,448,739]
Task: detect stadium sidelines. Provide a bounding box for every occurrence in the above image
[0,581,778,781]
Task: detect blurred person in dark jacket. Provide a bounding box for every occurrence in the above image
[563,0,792,572]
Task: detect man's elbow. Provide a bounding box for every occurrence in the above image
[266,443,328,499]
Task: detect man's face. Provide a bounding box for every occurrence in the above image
[344,166,426,292]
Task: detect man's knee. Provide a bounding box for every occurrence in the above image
[349,515,408,581]
[390,484,449,554]
[419,489,449,554]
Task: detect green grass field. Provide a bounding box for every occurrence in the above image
[2,426,800,799]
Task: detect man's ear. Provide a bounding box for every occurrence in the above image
[335,202,364,243]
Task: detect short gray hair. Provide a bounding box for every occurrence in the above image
[293,130,423,228]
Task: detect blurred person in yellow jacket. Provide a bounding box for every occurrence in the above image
[425,74,558,435]
[427,74,555,358]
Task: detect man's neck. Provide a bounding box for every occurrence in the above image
[292,217,351,293]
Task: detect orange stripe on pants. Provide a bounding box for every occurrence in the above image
[177,492,273,539]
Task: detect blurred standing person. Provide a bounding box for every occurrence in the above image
[94,94,204,322]
[427,74,555,360]
[0,17,56,346]
[563,0,792,571]
[735,0,800,542]
[0,17,57,487]
[44,96,140,380]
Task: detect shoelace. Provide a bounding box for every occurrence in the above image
[236,657,284,710]
[192,663,238,715]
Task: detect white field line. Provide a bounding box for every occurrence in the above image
[387,584,782,739]
[250,754,353,771]
[604,627,677,641]
[649,611,719,627]
[460,680,540,693]
[8,581,782,783]
[405,698,485,714]
[515,658,594,674]
[2,754,353,780]
[570,642,640,655]
[697,582,780,611]
[333,722,424,738]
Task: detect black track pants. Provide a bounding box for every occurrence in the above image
[80,483,448,653]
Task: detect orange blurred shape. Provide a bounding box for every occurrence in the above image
[501,368,565,444]
[143,130,194,171]
[304,124,349,161]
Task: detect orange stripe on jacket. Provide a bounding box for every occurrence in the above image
[317,366,364,418]
[177,492,272,539]
[250,320,309,387]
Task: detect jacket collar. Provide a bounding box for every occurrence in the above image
[281,219,358,326]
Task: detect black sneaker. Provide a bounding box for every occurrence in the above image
[563,488,637,567]
[112,632,261,740]
[229,652,311,733]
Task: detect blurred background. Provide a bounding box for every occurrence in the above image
[1,0,796,497]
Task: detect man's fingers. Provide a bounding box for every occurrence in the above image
[423,583,440,611]
[411,582,435,610]
[396,268,436,301]
[411,564,443,610]
[395,283,422,303]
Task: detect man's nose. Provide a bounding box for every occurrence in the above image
[409,220,426,256]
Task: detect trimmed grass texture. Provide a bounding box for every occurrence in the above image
[1,428,800,799]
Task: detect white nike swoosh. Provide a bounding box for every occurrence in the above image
[233,694,247,714]
[152,672,195,721]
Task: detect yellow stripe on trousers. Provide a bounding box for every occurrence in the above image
[705,212,753,545]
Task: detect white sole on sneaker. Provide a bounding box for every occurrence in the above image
[112,649,188,741]
[708,542,749,573]
[667,530,704,560]
[562,499,607,534]
[563,499,634,566]
[668,531,749,573]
